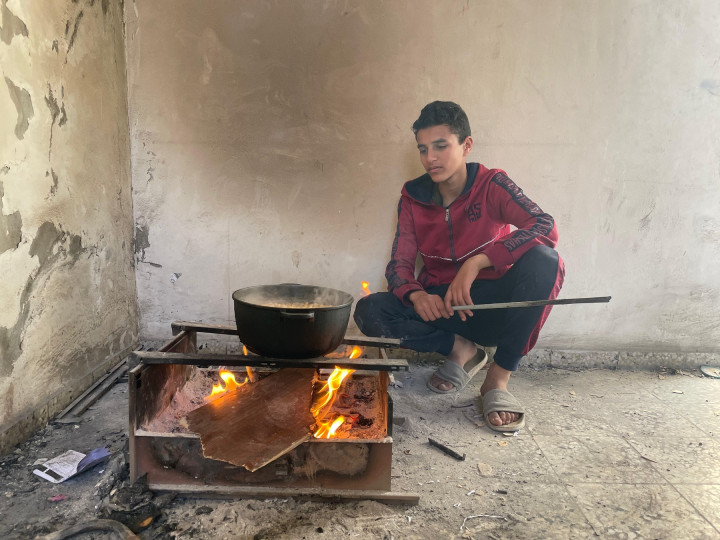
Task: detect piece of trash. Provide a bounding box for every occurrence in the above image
[169,272,182,284]
[640,455,657,463]
[454,502,461,507]
[403,449,411,455]
[139,517,154,528]
[590,394,604,398]
[466,490,476,496]
[672,390,684,394]
[477,463,493,476]
[463,409,484,427]
[32,458,47,466]
[461,514,508,530]
[390,380,404,388]
[502,431,515,437]
[700,366,720,379]
[5,492,13,498]
[406,516,412,523]
[48,494,68,502]
[498,441,508,447]
[569,391,576,395]
[33,448,111,483]
[658,375,666,380]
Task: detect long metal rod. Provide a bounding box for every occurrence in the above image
[452,295,611,311]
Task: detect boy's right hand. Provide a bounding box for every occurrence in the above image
[408,290,453,322]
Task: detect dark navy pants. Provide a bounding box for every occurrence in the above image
[353,246,564,371]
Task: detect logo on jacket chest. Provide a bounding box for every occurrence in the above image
[467,203,482,222]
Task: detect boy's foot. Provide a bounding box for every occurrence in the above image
[480,363,521,427]
[428,335,480,392]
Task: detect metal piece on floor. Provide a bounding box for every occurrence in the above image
[55,357,129,423]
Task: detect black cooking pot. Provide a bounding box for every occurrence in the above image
[232,284,354,359]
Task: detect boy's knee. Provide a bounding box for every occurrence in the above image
[516,246,560,288]
[524,245,558,266]
[353,294,379,331]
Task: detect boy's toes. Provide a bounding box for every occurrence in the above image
[487,411,519,426]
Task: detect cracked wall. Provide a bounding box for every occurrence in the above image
[125,1,720,353]
[0,0,138,453]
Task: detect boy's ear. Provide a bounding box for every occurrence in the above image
[462,136,474,155]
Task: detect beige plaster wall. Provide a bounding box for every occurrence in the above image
[126,1,720,354]
[0,0,137,452]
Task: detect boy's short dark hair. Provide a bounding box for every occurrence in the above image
[412,101,471,142]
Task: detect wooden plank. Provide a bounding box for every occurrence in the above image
[131,351,409,372]
[342,335,403,347]
[147,484,420,504]
[185,368,316,472]
[172,321,238,336]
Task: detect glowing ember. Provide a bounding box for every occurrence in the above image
[311,367,354,438]
[207,370,247,400]
[361,281,371,296]
[246,366,256,383]
[314,415,346,439]
[242,345,249,355]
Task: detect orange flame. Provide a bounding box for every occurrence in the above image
[361,281,371,296]
[311,367,354,438]
[207,370,247,399]
[314,415,346,439]
[242,345,249,355]
[349,346,364,359]
[246,366,256,383]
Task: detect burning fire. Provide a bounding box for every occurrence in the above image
[361,281,371,296]
[324,345,365,359]
[311,367,355,438]
[314,415,346,439]
[207,370,248,400]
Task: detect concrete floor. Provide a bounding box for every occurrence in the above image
[0,363,718,539]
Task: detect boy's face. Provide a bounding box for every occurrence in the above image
[415,124,473,185]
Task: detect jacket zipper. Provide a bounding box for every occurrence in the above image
[445,207,460,270]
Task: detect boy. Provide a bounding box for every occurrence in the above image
[354,101,564,431]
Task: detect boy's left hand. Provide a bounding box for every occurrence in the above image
[444,254,492,321]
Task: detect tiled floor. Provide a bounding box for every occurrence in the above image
[388,365,720,538]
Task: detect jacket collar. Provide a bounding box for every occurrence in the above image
[404,163,480,205]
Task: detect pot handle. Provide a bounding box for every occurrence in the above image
[280,311,315,320]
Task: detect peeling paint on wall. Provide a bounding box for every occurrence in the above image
[0,0,29,45]
[46,169,59,196]
[134,223,150,260]
[45,85,67,158]
[0,222,85,376]
[66,10,84,56]
[4,78,34,140]
[0,182,22,254]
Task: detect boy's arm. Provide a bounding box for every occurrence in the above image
[385,197,425,305]
[481,172,558,270]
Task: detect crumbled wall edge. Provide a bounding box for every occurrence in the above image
[0,342,138,456]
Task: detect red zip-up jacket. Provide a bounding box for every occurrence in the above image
[386,162,559,304]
